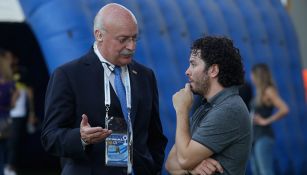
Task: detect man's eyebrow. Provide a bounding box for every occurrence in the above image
[117,34,138,38]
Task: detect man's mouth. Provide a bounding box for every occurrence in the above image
[121,54,133,58]
[120,50,135,58]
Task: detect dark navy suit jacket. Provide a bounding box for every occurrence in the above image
[41,50,167,175]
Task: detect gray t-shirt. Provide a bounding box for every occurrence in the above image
[191,87,252,175]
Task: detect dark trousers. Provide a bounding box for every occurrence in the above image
[7,117,27,168]
[0,139,7,175]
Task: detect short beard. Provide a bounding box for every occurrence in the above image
[191,76,210,97]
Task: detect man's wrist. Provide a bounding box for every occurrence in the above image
[176,110,189,117]
[81,138,89,149]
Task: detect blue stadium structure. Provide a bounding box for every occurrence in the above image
[19,0,307,174]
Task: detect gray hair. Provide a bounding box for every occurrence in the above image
[93,8,106,33]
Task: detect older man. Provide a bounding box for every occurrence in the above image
[41,3,167,175]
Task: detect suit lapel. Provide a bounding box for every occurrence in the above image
[83,50,105,103]
[83,50,123,112]
[128,63,139,126]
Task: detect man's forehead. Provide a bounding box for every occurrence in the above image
[105,19,138,36]
[190,50,201,61]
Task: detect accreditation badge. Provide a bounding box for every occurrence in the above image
[105,115,128,167]
[105,133,128,166]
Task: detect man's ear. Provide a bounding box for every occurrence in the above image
[95,30,103,42]
[209,64,219,78]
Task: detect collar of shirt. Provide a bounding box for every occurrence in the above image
[93,42,128,77]
[207,86,239,107]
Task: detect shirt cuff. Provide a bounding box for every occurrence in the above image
[80,138,89,150]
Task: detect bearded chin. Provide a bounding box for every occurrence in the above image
[190,86,202,96]
[192,84,209,97]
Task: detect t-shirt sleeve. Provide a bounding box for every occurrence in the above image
[191,106,241,153]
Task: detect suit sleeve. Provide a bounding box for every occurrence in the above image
[147,70,168,173]
[41,67,86,159]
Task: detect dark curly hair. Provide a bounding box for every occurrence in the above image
[191,36,244,87]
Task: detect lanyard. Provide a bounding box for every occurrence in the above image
[103,63,134,174]
[103,64,131,115]
[94,42,131,112]
[95,43,133,173]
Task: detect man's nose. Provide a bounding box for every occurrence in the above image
[126,39,136,50]
[185,68,190,76]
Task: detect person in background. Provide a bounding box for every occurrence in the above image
[5,63,38,175]
[250,63,289,175]
[0,49,18,175]
[165,36,252,175]
[41,3,167,175]
[239,81,253,111]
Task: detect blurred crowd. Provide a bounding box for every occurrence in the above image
[0,48,37,175]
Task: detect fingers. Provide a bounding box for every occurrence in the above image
[86,129,112,144]
[81,126,104,134]
[195,164,210,175]
[80,114,90,127]
[81,128,112,144]
[193,159,211,175]
[200,162,214,175]
[88,129,111,138]
[185,83,191,92]
[193,158,223,175]
[80,114,112,144]
[206,158,223,173]
[204,162,216,173]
